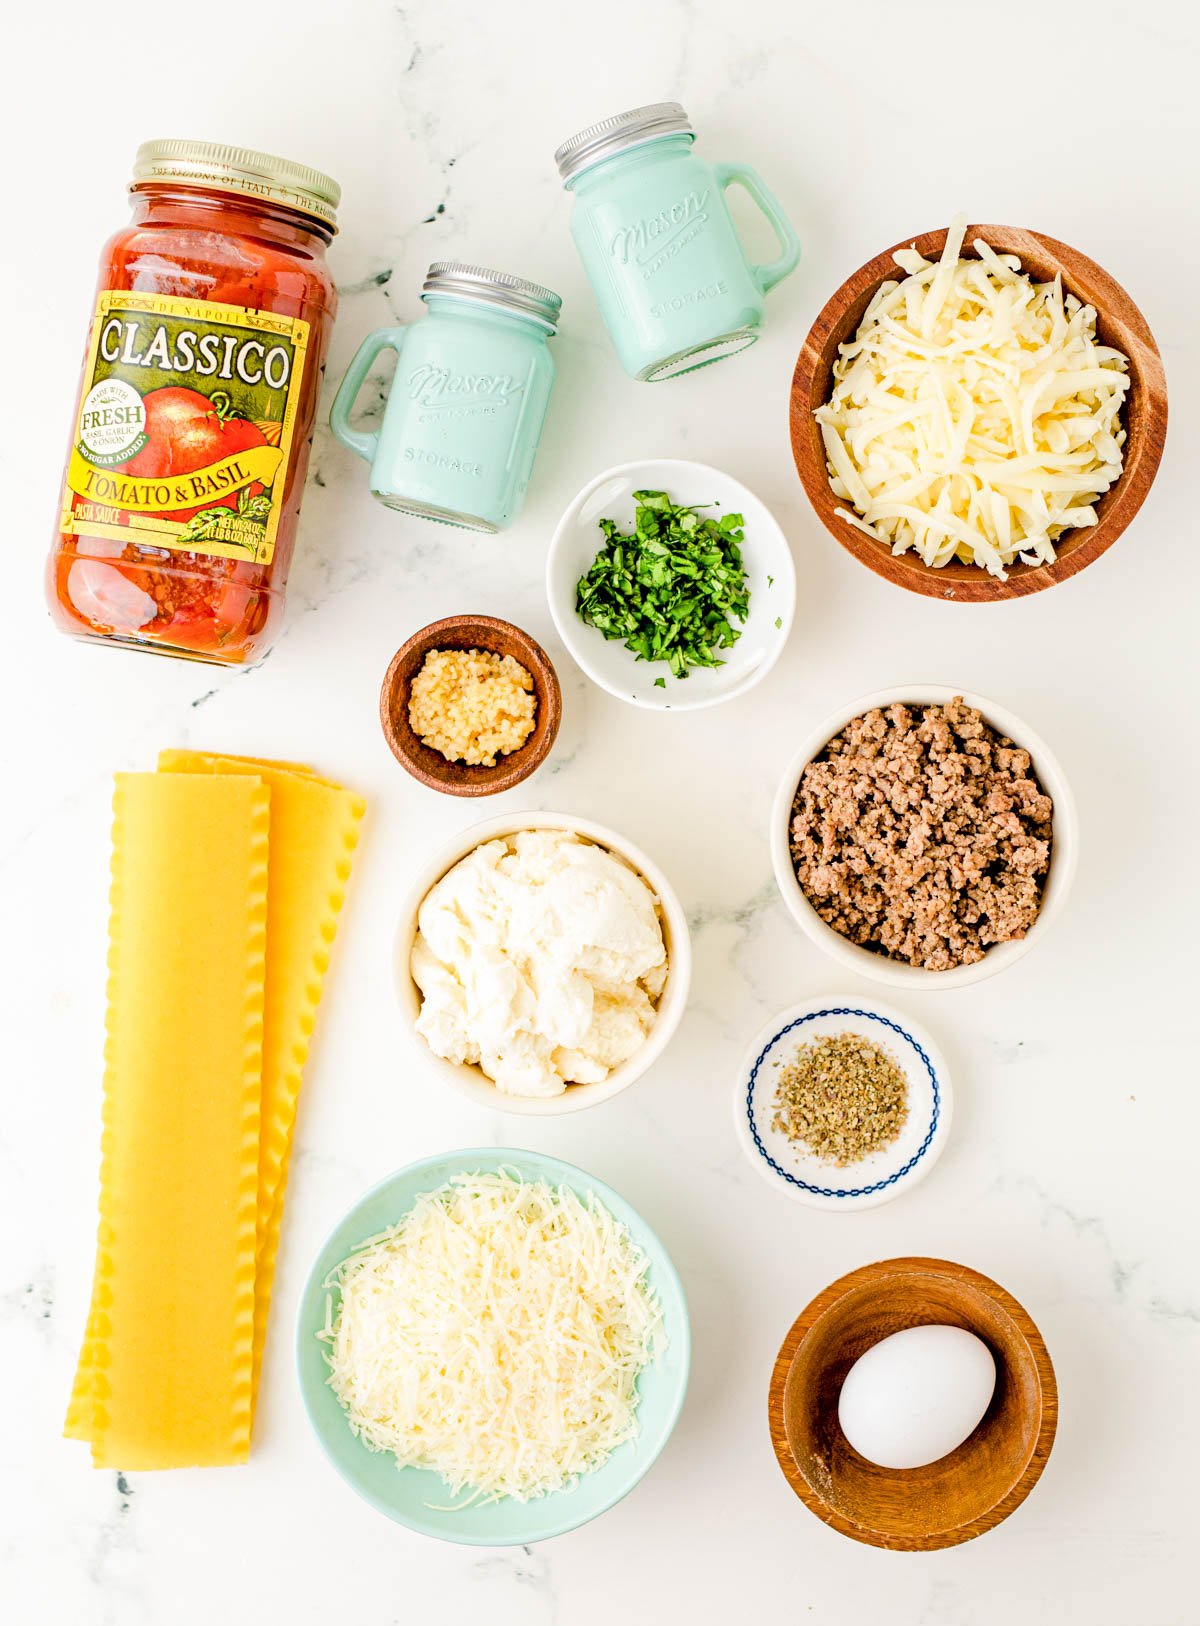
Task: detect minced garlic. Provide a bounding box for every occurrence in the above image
[408,646,536,767]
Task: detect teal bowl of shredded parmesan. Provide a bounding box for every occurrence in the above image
[296,1149,690,1543]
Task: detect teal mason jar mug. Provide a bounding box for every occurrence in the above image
[329,263,561,531]
[555,103,800,381]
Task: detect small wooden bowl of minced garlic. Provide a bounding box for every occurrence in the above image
[380,615,562,796]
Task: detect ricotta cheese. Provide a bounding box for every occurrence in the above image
[815,216,1130,579]
[411,829,668,1096]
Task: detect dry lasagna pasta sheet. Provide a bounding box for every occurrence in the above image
[66,754,364,1468]
[157,749,366,1400]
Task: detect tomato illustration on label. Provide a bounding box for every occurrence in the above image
[121,387,270,521]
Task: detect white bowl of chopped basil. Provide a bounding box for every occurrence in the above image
[547,459,796,710]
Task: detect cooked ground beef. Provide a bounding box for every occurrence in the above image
[790,698,1053,971]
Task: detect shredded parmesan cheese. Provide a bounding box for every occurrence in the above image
[320,1172,664,1504]
[814,216,1130,579]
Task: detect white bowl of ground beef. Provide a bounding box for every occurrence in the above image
[770,687,1079,990]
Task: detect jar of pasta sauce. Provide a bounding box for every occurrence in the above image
[46,140,339,666]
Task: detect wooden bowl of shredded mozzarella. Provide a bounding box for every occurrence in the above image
[790,220,1167,601]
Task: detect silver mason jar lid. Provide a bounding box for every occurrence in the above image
[422,263,562,330]
[554,102,694,183]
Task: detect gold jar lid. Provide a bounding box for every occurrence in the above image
[131,138,340,230]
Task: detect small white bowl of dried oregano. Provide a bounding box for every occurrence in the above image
[734,997,953,1211]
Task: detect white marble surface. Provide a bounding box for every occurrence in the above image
[4,2,1198,1621]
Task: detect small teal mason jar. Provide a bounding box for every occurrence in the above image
[330,263,561,532]
[555,103,800,381]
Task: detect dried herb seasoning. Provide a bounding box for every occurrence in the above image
[772,1033,908,1166]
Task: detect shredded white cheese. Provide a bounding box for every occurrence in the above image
[320,1171,664,1504]
[814,215,1130,579]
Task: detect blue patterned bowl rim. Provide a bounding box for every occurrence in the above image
[743,1005,945,1199]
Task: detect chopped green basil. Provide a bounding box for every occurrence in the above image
[575,490,750,680]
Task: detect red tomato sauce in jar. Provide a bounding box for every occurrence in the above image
[47,140,339,666]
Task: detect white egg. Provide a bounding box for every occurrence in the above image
[837,1324,996,1470]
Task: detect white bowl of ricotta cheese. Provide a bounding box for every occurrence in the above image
[395,812,693,1115]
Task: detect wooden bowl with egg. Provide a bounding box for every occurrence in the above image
[769,1257,1057,1550]
[790,224,1167,601]
[380,614,561,796]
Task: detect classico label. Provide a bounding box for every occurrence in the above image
[60,291,311,565]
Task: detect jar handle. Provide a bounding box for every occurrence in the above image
[713,163,800,296]
[329,327,407,462]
